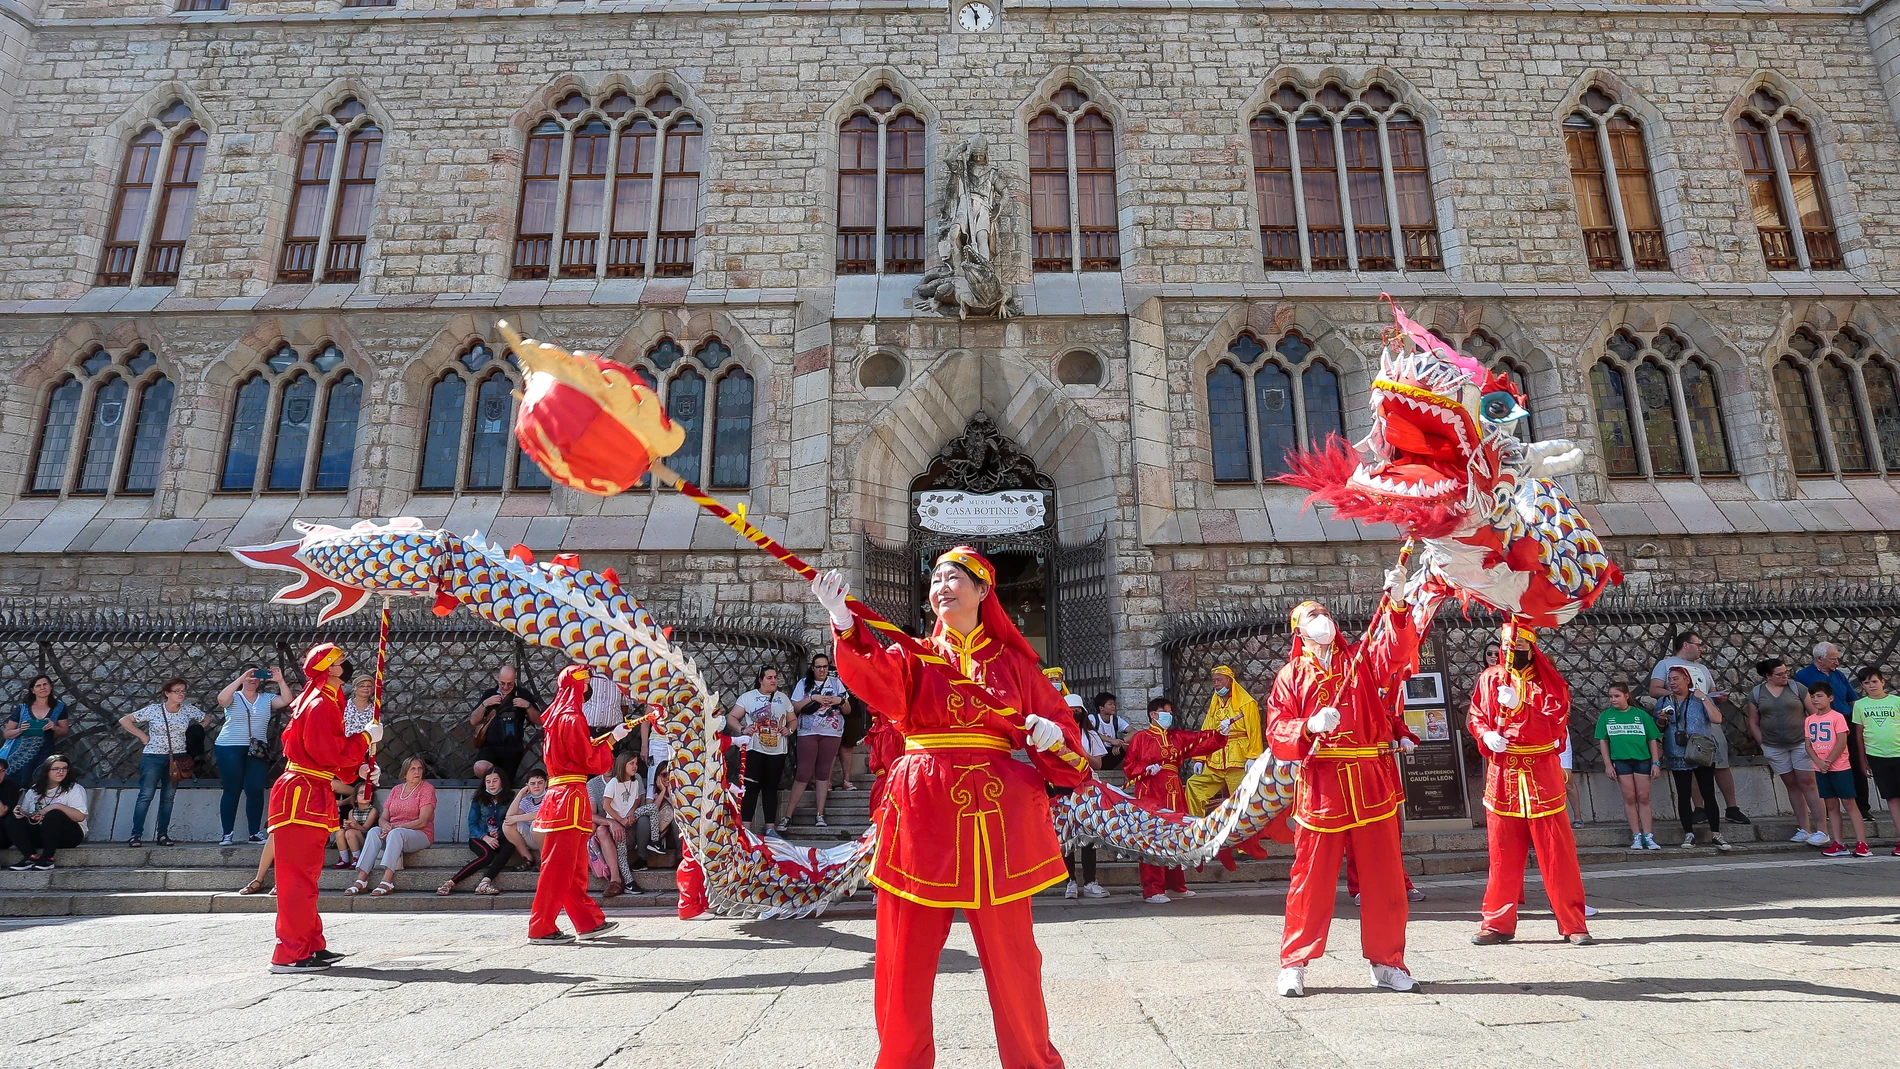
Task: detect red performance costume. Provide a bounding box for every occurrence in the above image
[1267,595,1423,993]
[531,665,620,941]
[832,547,1088,1069]
[864,711,903,817]
[1123,722,1227,899]
[1466,628,1592,944]
[268,643,370,971]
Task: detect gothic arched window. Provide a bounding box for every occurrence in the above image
[1733,88,1843,271]
[1028,84,1120,272]
[626,337,754,490]
[280,98,381,283]
[100,103,207,287]
[837,87,926,274]
[1252,80,1442,273]
[221,343,363,494]
[513,87,701,280]
[416,341,551,493]
[28,347,175,496]
[1205,331,1339,482]
[1564,87,1668,271]
[1591,330,1731,479]
[1771,328,1882,476]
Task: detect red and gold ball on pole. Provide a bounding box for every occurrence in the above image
[500,320,686,495]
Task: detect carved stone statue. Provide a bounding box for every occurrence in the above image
[914,135,1022,319]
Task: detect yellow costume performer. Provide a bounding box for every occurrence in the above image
[1186,665,1264,815]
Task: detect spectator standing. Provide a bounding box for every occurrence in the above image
[118,678,205,847]
[441,771,515,896]
[212,666,290,846]
[1795,642,1875,829]
[1655,665,1731,851]
[1804,680,1869,857]
[1084,693,1129,772]
[4,755,87,870]
[470,665,540,781]
[783,655,849,830]
[1061,692,1108,900]
[1594,682,1662,850]
[1852,667,1900,855]
[729,667,793,835]
[332,781,378,869]
[345,756,436,896]
[1649,631,1747,826]
[505,770,549,867]
[1744,658,1825,847]
[4,675,71,781]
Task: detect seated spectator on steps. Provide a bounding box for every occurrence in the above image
[441,771,516,896]
[0,761,19,856]
[6,755,87,870]
[592,751,650,897]
[346,756,436,896]
[239,837,276,896]
[332,781,379,869]
[1086,693,1129,772]
[505,770,549,869]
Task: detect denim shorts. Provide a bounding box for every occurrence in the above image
[1817,769,1858,800]
[1612,758,1653,777]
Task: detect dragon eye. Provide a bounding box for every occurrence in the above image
[1480,391,1525,425]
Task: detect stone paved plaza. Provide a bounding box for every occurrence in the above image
[3,852,1895,1069]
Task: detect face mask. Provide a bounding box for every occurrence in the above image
[1300,615,1337,647]
[1155,712,1173,730]
[1214,683,1230,697]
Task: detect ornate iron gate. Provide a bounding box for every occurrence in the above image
[861,535,920,636]
[1051,532,1114,700]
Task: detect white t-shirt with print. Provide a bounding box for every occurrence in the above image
[22,784,89,834]
[735,690,793,755]
[791,676,850,738]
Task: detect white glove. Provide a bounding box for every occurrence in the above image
[357,763,372,782]
[812,570,854,631]
[1307,706,1341,734]
[1023,714,1063,752]
[611,723,632,742]
[1483,731,1508,753]
[1384,564,1408,600]
[1219,718,1235,735]
[731,734,752,749]
[1398,736,1417,755]
[1496,684,1521,709]
[1145,763,1163,776]
[364,722,384,744]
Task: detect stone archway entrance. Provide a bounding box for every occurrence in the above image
[861,413,1113,696]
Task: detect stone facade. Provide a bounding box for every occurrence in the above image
[5,0,1900,705]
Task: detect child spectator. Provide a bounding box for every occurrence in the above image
[1595,682,1662,850]
[440,770,516,896]
[1804,680,1869,857]
[1854,667,1900,856]
[505,770,549,868]
[332,781,378,869]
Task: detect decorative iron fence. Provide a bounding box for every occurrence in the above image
[0,606,806,786]
[1162,579,1900,773]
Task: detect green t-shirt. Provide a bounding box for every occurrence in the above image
[1594,706,1660,762]
[1852,694,1900,759]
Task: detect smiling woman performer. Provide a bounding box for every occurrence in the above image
[813,546,1087,1069]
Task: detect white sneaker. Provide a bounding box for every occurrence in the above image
[1063,880,1079,900]
[814,816,828,828]
[1277,965,1306,997]
[1631,834,1645,850]
[1807,830,1832,847]
[1351,893,1362,906]
[1370,964,1417,992]
[1081,882,1109,899]
[220,834,233,846]
[1144,893,1171,904]
[1791,828,1814,843]
[1583,904,1599,917]
[1179,888,1197,898]
[1681,833,1698,849]
[1642,833,1661,850]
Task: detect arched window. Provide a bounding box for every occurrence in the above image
[1771,328,1882,476]
[1251,80,1443,274]
[100,103,207,287]
[415,341,550,494]
[617,337,754,490]
[1733,88,1843,271]
[836,87,926,275]
[221,344,363,494]
[1205,331,1338,483]
[513,87,701,280]
[1028,84,1120,272]
[1592,330,1732,480]
[28,347,175,496]
[711,367,754,488]
[281,98,381,284]
[665,366,707,485]
[1564,88,1667,271]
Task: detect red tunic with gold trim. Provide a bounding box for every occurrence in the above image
[266,680,368,834]
[1123,727,1227,811]
[533,684,617,835]
[863,712,903,817]
[834,621,1089,909]
[1466,651,1570,818]
[1265,605,1422,833]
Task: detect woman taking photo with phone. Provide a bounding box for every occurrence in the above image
[213,666,290,846]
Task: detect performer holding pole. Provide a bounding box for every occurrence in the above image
[1267,566,1424,998]
[1466,624,1593,946]
[268,643,378,973]
[530,664,630,944]
[814,548,1087,1069]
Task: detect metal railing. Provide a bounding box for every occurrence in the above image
[0,605,807,787]
[1162,578,1900,774]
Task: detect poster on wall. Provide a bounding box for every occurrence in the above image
[1398,665,1472,824]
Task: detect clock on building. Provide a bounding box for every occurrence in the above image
[957,1,995,31]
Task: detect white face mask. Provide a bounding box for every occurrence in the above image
[1155,712,1173,730]
[1300,615,1337,648]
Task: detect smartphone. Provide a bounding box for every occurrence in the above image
[252,670,270,682]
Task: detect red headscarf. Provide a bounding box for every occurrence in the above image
[934,546,1040,665]
[546,663,591,721]
[302,642,345,678]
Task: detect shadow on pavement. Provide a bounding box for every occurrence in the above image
[320,966,601,985]
[1423,976,1900,1005]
